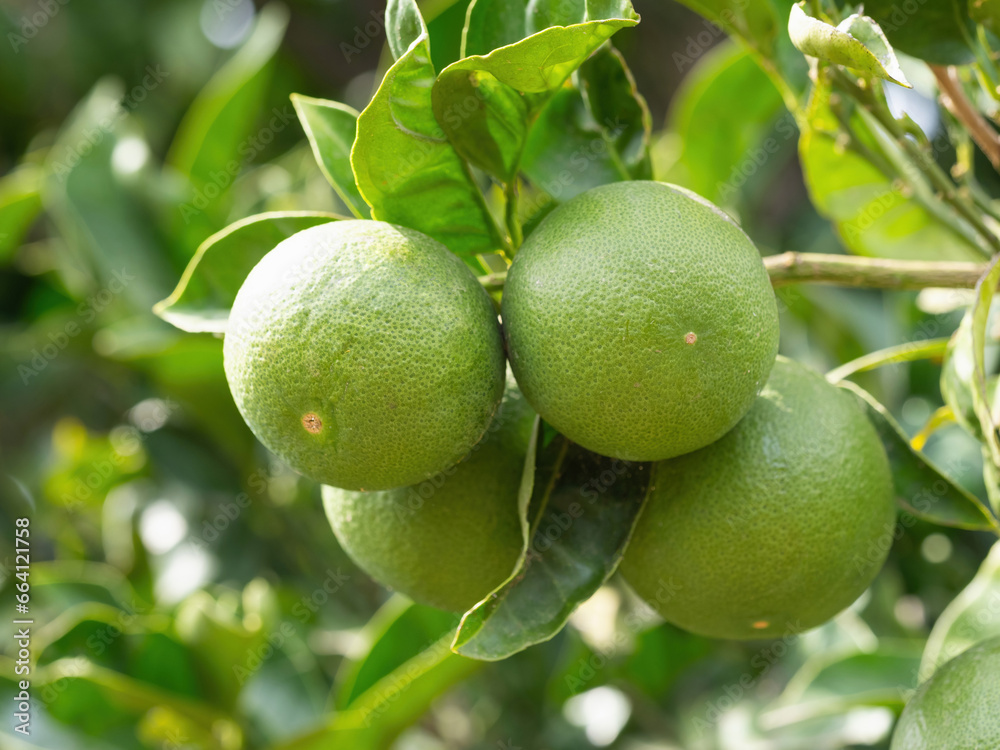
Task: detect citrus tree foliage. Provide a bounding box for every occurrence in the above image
[8,0,1000,747]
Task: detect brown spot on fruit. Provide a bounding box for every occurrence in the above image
[752,620,769,630]
[302,413,323,434]
[685,332,697,345]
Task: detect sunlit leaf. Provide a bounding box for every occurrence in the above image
[440,2,638,94]
[352,29,504,263]
[153,211,342,334]
[290,95,369,219]
[0,163,43,261]
[799,72,983,261]
[385,0,428,60]
[838,380,998,531]
[789,5,910,87]
[334,597,460,710]
[453,440,654,661]
[663,41,788,206]
[921,541,1000,679]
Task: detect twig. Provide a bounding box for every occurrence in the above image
[932,64,1000,173]
[479,253,991,292]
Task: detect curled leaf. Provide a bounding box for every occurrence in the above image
[788,4,911,87]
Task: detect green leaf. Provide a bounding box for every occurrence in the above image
[352,31,503,262]
[334,596,460,710]
[971,0,1000,33]
[275,629,481,750]
[577,44,652,178]
[462,0,530,56]
[969,255,1000,466]
[386,0,429,60]
[663,41,788,206]
[799,74,983,261]
[519,43,650,201]
[825,337,950,383]
[43,80,175,309]
[763,642,923,727]
[0,163,43,261]
[941,311,983,438]
[290,95,370,219]
[453,440,654,661]
[440,2,639,94]
[838,380,999,532]
[789,5,911,87]
[166,3,289,189]
[673,0,778,57]
[921,541,1000,680]
[153,211,342,334]
[165,4,290,257]
[431,67,533,183]
[866,0,976,66]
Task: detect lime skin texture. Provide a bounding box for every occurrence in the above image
[224,220,505,492]
[620,356,897,640]
[890,637,1000,750]
[500,180,780,462]
[323,373,535,613]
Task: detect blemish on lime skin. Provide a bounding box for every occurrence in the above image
[302,413,323,433]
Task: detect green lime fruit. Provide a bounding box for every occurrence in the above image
[224,220,505,491]
[501,181,779,461]
[891,637,1000,749]
[322,373,534,612]
[620,356,896,640]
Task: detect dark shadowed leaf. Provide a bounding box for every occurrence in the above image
[453,439,654,661]
[352,29,504,263]
[431,68,533,183]
[520,44,650,201]
[153,211,342,333]
[290,95,370,218]
[462,0,530,56]
[838,380,998,532]
[578,45,652,178]
[865,0,976,65]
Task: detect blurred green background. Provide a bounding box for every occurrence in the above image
[1,1,996,748]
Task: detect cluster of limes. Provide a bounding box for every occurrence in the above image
[223,181,896,639]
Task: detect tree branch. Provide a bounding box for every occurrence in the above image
[932,64,1000,173]
[765,252,987,288]
[480,253,992,291]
